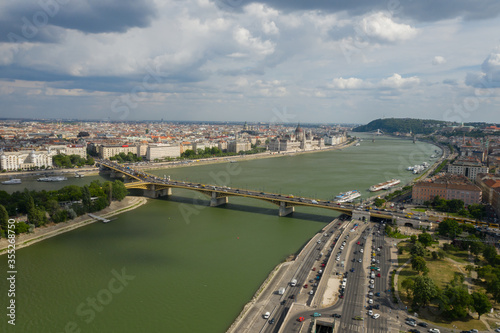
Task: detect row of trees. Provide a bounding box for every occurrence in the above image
[180,146,266,160]
[52,154,95,168]
[109,152,142,163]
[0,180,128,238]
[424,195,485,219]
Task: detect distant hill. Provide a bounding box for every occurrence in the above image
[353,118,448,134]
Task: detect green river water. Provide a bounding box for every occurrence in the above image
[0,135,438,333]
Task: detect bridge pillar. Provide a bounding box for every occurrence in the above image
[158,187,172,197]
[352,210,371,222]
[143,189,159,198]
[210,192,228,206]
[279,201,294,217]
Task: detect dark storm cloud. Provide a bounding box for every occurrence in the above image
[0,64,210,93]
[0,0,157,43]
[218,0,500,21]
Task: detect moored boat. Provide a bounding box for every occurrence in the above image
[369,179,400,192]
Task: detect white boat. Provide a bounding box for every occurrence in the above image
[369,179,400,192]
[355,143,361,146]
[1,178,21,185]
[334,190,361,203]
[74,172,84,178]
[37,176,67,182]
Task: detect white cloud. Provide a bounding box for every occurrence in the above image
[432,56,447,65]
[233,27,275,56]
[359,12,417,43]
[379,73,420,89]
[328,77,371,89]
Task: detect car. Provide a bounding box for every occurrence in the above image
[375,292,380,296]
[313,312,321,317]
[290,294,295,299]
[368,310,373,316]
[350,268,355,272]
[408,329,420,333]
[495,329,500,333]
[353,316,364,321]
[373,304,379,309]
[470,330,478,333]
[332,313,341,318]
[269,318,275,324]
[312,268,316,271]
[368,299,373,304]
[298,317,305,322]
[358,259,362,262]
[372,313,380,319]
[428,329,440,333]
[406,320,417,327]
[418,322,428,327]
[369,284,374,289]
[309,290,314,295]
[303,284,308,288]
[264,312,270,319]
[377,273,381,277]
[370,279,374,284]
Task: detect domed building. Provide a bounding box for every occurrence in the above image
[268,124,325,152]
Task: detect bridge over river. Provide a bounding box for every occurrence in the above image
[96,159,496,229]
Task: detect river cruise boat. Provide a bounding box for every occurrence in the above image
[369,179,400,192]
[37,176,67,182]
[334,190,361,203]
[1,178,21,185]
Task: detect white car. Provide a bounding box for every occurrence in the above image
[370,279,374,284]
[428,329,440,333]
[372,314,380,319]
[358,259,362,263]
[368,310,373,316]
[368,292,373,296]
[360,249,364,253]
[368,299,373,304]
[309,290,314,295]
[264,312,270,319]
[369,284,374,289]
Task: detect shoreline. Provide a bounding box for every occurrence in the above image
[0,196,148,255]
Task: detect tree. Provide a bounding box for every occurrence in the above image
[465,264,474,275]
[112,180,128,201]
[418,232,433,247]
[437,219,460,238]
[431,251,438,260]
[483,245,497,265]
[0,204,8,232]
[82,185,91,212]
[411,256,428,274]
[411,275,438,308]
[487,279,500,304]
[410,235,417,244]
[402,278,415,298]
[374,198,385,207]
[410,242,425,257]
[471,292,491,319]
[443,284,472,319]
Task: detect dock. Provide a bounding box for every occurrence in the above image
[88,213,111,223]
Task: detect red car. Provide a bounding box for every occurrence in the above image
[377,273,381,277]
[303,284,308,288]
[321,264,326,267]
[298,317,305,322]
[312,268,316,271]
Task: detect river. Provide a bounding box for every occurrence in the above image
[0,134,438,332]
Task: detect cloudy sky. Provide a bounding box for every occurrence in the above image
[1,0,500,124]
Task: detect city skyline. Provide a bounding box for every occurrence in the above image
[1,1,500,123]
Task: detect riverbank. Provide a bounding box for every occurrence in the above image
[0,196,148,255]
[129,140,357,172]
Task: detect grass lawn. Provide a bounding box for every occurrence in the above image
[411,208,427,212]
